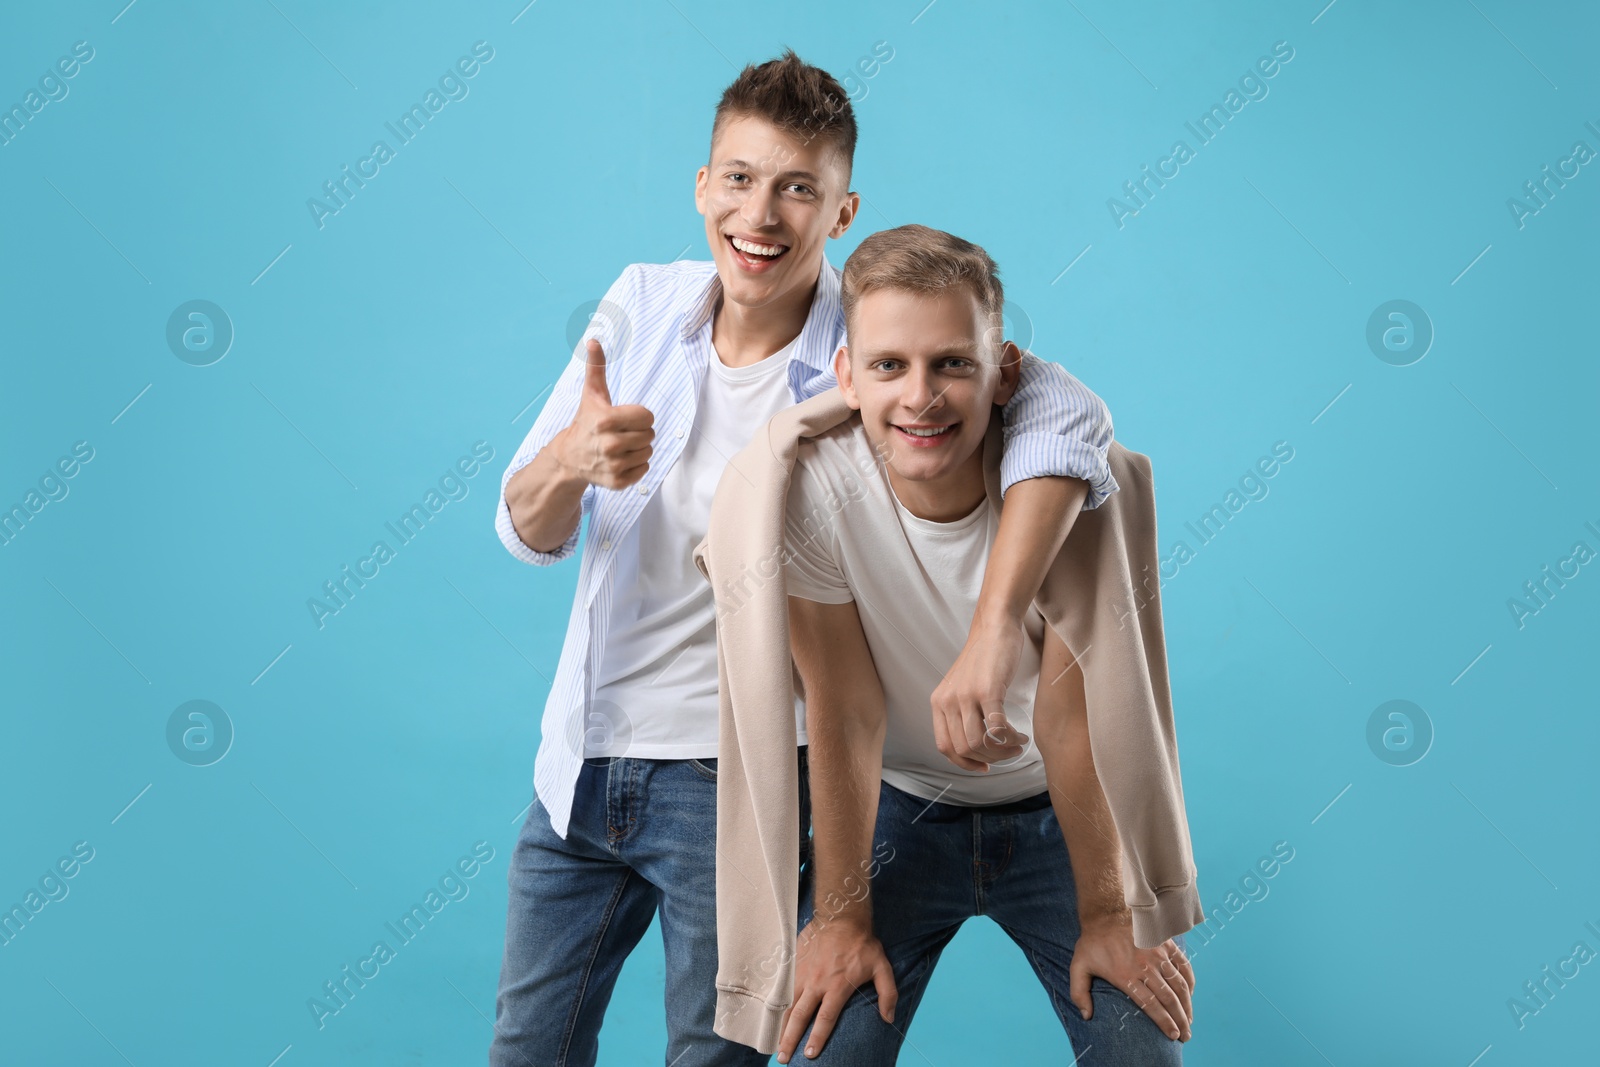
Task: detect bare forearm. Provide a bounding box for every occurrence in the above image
[1039,727,1126,922]
[1033,640,1126,924]
[977,476,1088,626]
[807,704,885,930]
[505,426,590,554]
[788,597,889,930]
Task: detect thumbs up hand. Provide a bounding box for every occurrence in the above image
[555,338,656,490]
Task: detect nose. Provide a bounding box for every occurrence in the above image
[739,180,782,230]
[901,366,943,419]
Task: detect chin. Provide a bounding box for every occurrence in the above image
[725,277,787,305]
[896,464,948,483]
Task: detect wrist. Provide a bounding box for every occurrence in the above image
[819,913,875,942]
[974,599,1025,632]
[810,890,873,933]
[1079,905,1133,933]
[541,427,589,490]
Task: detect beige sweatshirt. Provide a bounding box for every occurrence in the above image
[691,388,1203,1053]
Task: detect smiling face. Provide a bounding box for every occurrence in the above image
[838,286,1021,520]
[694,113,859,314]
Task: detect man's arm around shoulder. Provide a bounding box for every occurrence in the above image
[932,348,1114,770]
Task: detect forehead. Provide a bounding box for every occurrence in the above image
[711,113,846,183]
[851,287,985,351]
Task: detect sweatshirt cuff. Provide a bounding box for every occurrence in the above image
[1129,879,1206,950]
[713,986,784,1054]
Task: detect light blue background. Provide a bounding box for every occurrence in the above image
[2,1,1596,1064]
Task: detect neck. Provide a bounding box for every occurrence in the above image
[885,450,988,523]
[710,268,818,368]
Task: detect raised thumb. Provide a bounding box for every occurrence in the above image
[582,338,612,405]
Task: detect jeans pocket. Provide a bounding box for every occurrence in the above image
[688,757,719,782]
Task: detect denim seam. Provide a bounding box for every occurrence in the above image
[1018,938,1071,1031]
[972,811,986,914]
[604,759,640,851]
[558,868,637,1065]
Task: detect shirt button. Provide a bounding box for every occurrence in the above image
[637,484,648,496]
[600,540,612,550]
[676,429,684,439]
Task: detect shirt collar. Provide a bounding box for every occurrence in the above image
[677,256,843,371]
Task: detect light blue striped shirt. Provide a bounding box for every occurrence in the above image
[496,256,1117,837]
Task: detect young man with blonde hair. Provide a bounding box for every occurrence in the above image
[765,225,1199,1062]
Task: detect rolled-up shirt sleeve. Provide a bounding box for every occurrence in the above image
[999,350,1118,509]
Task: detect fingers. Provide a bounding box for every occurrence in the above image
[592,428,654,459]
[802,987,852,1061]
[1171,942,1196,996]
[1127,949,1192,1043]
[1150,973,1192,1042]
[1068,953,1093,1020]
[778,1002,795,1058]
[933,702,988,771]
[1126,976,1186,1043]
[576,401,655,489]
[932,688,1030,771]
[593,460,650,491]
[960,700,990,757]
[600,403,656,431]
[583,444,652,489]
[981,708,1029,754]
[582,339,612,405]
[872,957,899,1024]
[776,987,823,1064]
[965,703,1026,765]
[1161,943,1195,1026]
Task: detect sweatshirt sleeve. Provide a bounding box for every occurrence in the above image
[693,391,857,1053]
[1033,443,1205,948]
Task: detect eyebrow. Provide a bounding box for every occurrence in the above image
[718,159,824,184]
[858,342,981,360]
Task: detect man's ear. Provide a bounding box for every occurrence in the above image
[835,345,861,409]
[694,165,709,215]
[992,340,1023,406]
[830,190,860,239]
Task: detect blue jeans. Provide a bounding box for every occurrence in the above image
[491,751,811,1066]
[794,780,1185,1065]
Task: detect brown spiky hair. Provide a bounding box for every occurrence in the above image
[710,48,857,187]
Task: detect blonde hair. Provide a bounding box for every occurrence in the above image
[841,224,1004,345]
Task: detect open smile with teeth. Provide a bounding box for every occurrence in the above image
[728,235,790,261]
[894,423,957,439]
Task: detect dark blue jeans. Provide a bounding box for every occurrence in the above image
[491,751,811,1066]
[794,779,1185,1065]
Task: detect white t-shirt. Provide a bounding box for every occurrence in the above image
[589,336,807,757]
[782,419,1050,806]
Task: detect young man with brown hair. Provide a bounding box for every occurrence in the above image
[491,52,1118,1066]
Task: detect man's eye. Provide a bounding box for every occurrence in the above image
[788,184,813,195]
